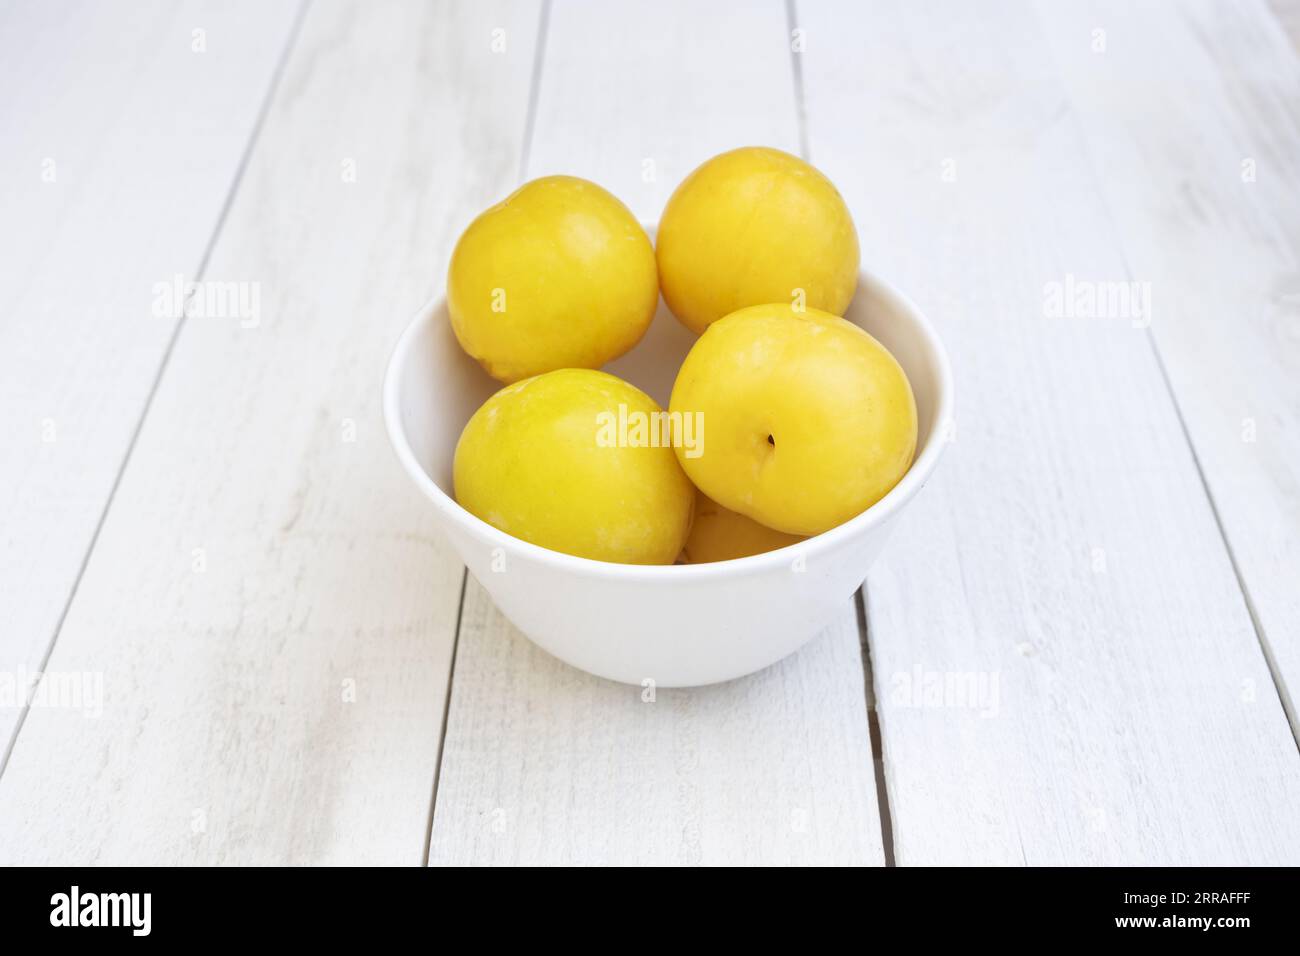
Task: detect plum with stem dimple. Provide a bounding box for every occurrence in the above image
[669,303,917,537]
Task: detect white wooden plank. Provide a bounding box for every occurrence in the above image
[797,0,1300,864]
[525,0,796,224]
[429,0,885,866]
[430,581,882,866]
[0,0,301,755]
[0,0,541,865]
[1037,0,1300,737]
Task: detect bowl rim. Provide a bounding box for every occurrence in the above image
[383,267,954,581]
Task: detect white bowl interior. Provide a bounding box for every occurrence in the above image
[398,301,497,492]
[399,278,941,503]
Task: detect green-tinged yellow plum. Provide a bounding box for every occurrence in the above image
[455,369,695,564]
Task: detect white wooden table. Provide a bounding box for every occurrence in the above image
[2,0,1298,866]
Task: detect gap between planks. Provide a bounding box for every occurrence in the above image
[856,587,897,866]
[422,567,468,866]
[1142,318,1299,751]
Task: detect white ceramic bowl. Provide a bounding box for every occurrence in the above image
[384,269,952,687]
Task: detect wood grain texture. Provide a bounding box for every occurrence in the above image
[1268,0,1300,53]
[0,0,540,865]
[525,0,795,222]
[0,0,301,761]
[1037,0,1300,737]
[795,0,1300,864]
[428,0,885,866]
